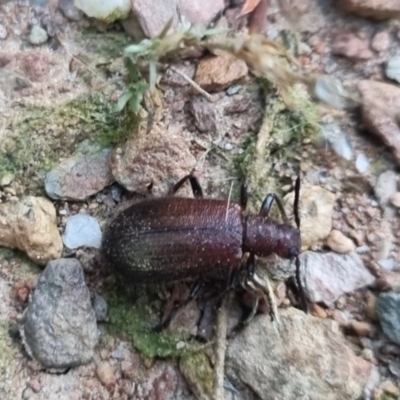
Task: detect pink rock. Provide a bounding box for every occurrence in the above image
[335,0,400,20]
[371,31,390,52]
[332,33,373,60]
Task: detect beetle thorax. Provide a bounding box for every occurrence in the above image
[243,215,301,260]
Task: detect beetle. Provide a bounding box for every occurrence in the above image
[102,172,308,328]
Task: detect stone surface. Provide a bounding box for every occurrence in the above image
[385,56,400,84]
[45,148,114,201]
[374,170,398,218]
[21,258,98,369]
[377,292,400,346]
[29,25,48,45]
[390,192,400,208]
[300,251,375,307]
[92,294,108,322]
[74,0,131,23]
[327,230,356,254]
[0,197,62,265]
[331,33,373,60]
[188,97,216,132]
[227,309,373,400]
[358,81,400,167]
[62,214,102,249]
[335,0,400,20]
[195,55,248,92]
[371,31,390,52]
[284,183,336,248]
[110,123,196,196]
[131,0,225,38]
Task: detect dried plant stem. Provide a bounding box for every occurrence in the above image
[213,293,231,400]
[170,66,213,102]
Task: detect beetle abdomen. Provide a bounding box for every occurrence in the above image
[102,198,244,283]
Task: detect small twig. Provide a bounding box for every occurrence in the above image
[170,66,213,102]
[213,293,231,400]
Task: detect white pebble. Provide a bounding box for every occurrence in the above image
[62,214,102,249]
[355,153,369,173]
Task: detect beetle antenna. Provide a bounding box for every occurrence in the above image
[294,176,300,229]
[295,255,308,313]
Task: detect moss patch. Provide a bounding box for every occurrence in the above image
[0,95,137,192]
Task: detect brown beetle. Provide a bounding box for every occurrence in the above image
[102,172,308,328]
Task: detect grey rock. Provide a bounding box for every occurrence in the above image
[62,214,102,249]
[45,148,114,200]
[355,153,370,173]
[58,0,83,21]
[377,292,400,345]
[322,122,353,160]
[92,294,108,322]
[226,308,373,400]
[21,258,98,369]
[374,170,398,218]
[0,23,8,40]
[188,97,216,132]
[29,25,48,45]
[385,56,400,84]
[300,251,375,307]
[226,84,242,96]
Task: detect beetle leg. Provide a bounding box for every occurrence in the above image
[170,173,204,198]
[259,193,288,224]
[153,281,204,332]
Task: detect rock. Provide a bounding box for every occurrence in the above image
[21,258,98,369]
[355,153,369,173]
[226,309,373,400]
[371,31,390,52]
[62,214,102,249]
[188,97,216,132]
[377,292,400,346]
[29,25,48,45]
[0,23,7,40]
[284,183,336,248]
[300,251,375,307]
[385,56,400,84]
[380,379,400,397]
[327,230,356,254]
[378,259,395,270]
[321,122,353,160]
[45,148,114,201]
[0,197,62,265]
[348,320,373,337]
[92,294,108,322]
[358,81,400,167]
[110,123,196,196]
[374,170,398,218]
[195,55,248,92]
[335,0,400,20]
[58,0,83,21]
[224,95,251,114]
[331,33,373,60]
[131,0,225,38]
[390,192,400,208]
[74,0,131,23]
[0,174,13,186]
[96,362,116,389]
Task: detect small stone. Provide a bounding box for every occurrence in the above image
[62,214,102,249]
[21,259,98,369]
[378,259,395,270]
[380,380,400,397]
[348,320,373,337]
[355,153,369,173]
[188,97,216,132]
[176,341,185,350]
[0,174,13,186]
[310,303,327,318]
[75,0,131,23]
[195,55,248,92]
[17,287,29,303]
[390,192,400,208]
[327,230,356,254]
[224,96,251,114]
[385,56,400,83]
[92,294,108,322]
[374,170,398,218]
[29,25,48,45]
[332,33,373,60]
[0,23,7,40]
[335,0,400,20]
[58,0,83,21]
[371,31,390,52]
[377,292,400,345]
[96,362,116,389]
[226,84,242,96]
[121,360,136,380]
[322,123,353,160]
[365,292,378,321]
[27,379,41,393]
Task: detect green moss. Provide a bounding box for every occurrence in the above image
[106,291,194,359]
[0,95,138,191]
[82,30,131,59]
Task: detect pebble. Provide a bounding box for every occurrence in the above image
[29,25,48,45]
[322,123,353,160]
[0,23,7,40]
[390,192,400,208]
[348,320,373,337]
[355,153,369,173]
[365,292,378,321]
[380,380,400,397]
[0,174,13,186]
[92,294,108,322]
[96,362,116,389]
[374,170,398,218]
[62,214,102,249]
[371,31,390,52]
[377,291,400,346]
[385,56,400,84]
[121,360,136,380]
[377,258,394,270]
[327,230,356,254]
[226,84,242,96]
